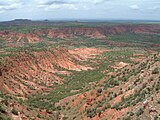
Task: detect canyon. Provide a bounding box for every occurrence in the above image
[0,22,160,120]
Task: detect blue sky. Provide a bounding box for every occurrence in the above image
[0,0,160,21]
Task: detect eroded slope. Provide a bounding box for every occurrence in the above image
[0,47,103,96]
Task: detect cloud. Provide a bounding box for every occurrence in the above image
[148,6,159,11]
[37,0,77,10]
[0,0,23,13]
[129,5,140,10]
[38,0,68,5]
[37,0,109,5]
[36,0,110,10]
[40,4,78,10]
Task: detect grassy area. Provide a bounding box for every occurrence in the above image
[3,42,58,53]
[0,25,53,34]
[26,47,145,110]
[108,33,160,45]
[27,69,105,110]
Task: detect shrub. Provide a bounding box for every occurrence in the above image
[122,116,131,120]
[156,81,160,91]
[0,114,10,120]
[96,88,103,97]
[102,106,106,111]
[0,104,7,113]
[97,88,102,94]
[63,117,68,120]
[113,93,117,98]
[136,108,144,116]
[121,96,125,102]
[150,77,154,81]
[11,108,19,115]
[56,106,62,110]
[105,103,111,109]
[127,111,134,116]
[154,115,159,120]
[157,100,160,104]
[96,102,103,108]
[152,68,159,74]
[86,108,97,118]
[121,77,128,82]
[111,80,119,86]
[37,113,41,118]
[111,103,121,110]
[118,90,123,95]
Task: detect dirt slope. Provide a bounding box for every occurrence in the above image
[0,48,103,96]
[55,53,160,120]
[0,24,160,44]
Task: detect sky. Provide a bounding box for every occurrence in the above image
[0,0,160,21]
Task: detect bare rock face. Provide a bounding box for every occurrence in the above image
[0,31,42,44]
[1,24,160,44]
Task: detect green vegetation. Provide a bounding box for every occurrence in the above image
[4,42,50,52]
[104,77,119,89]
[11,108,19,115]
[108,33,160,45]
[0,104,7,113]
[27,69,105,110]
[0,22,159,120]
[0,25,53,34]
[152,67,159,74]
[136,108,144,116]
[0,114,10,120]
[86,108,97,118]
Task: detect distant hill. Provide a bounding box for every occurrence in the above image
[0,19,54,26]
[0,19,160,27]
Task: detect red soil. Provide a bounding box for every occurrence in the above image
[0,48,103,96]
[0,24,160,44]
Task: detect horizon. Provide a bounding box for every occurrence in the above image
[1,18,160,23]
